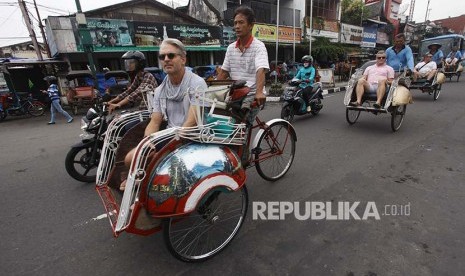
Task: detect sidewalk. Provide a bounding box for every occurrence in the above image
[266,80,349,102]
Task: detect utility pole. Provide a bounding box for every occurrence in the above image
[424,0,430,22]
[408,0,415,23]
[32,0,51,58]
[309,0,313,55]
[74,0,99,89]
[275,0,280,83]
[18,0,43,60]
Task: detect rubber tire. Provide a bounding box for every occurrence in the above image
[27,101,45,116]
[390,105,407,132]
[346,108,361,125]
[311,99,322,115]
[0,110,7,121]
[255,121,296,181]
[65,146,99,183]
[163,185,248,262]
[433,84,441,101]
[280,104,294,122]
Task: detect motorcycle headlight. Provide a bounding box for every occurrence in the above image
[80,118,89,130]
[87,117,101,131]
[86,108,98,120]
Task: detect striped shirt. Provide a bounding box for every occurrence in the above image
[47,84,61,101]
[221,37,269,94]
[116,71,157,109]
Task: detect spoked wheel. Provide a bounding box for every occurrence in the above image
[280,104,294,122]
[65,146,100,182]
[163,185,248,262]
[27,101,45,116]
[390,105,407,132]
[346,108,361,125]
[433,84,442,101]
[255,121,296,181]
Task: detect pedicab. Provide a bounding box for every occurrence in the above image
[103,70,129,99]
[66,70,97,115]
[95,80,297,262]
[193,65,218,81]
[144,67,166,85]
[442,60,463,82]
[344,61,413,132]
[409,68,446,101]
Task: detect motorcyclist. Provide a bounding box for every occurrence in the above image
[294,55,316,112]
[106,51,157,113]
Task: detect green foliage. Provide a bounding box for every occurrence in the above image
[311,37,346,62]
[269,83,284,96]
[341,0,369,26]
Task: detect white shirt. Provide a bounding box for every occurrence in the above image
[415,61,437,75]
[221,37,269,94]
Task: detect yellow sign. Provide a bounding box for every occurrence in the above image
[253,24,277,42]
[253,23,301,44]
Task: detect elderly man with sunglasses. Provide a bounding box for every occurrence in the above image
[351,51,395,109]
[121,38,207,184]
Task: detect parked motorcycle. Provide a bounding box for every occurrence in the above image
[0,91,45,121]
[65,100,109,182]
[280,79,324,122]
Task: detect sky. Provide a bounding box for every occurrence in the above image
[0,0,464,47]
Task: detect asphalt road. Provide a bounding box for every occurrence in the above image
[1,80,464,275]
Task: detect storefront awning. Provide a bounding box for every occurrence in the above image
[366,18,388,25]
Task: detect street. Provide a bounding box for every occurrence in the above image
[1,80,464,275]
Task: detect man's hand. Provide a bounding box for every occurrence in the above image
[107,103,120,114]
[254,91,266,106]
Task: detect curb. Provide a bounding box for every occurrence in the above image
[266,86,348,102]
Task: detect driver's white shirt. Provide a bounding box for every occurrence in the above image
[415,61,437,75]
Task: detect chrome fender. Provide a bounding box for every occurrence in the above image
[251,118,297,150]
[147,143,245,215]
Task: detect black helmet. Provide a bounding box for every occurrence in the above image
[301,55,313,63]
[122,51,146,71]
[43,76,57,83]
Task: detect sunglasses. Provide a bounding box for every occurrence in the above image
[158,53,180,60]
[377,56,386,59]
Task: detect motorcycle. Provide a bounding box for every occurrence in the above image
[280,78,324,122]
[65,100,109,182]
[65,97,151,183]
[0,91,45,121]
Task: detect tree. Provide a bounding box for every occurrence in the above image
[311,37,346,64]
[341,0,369,26]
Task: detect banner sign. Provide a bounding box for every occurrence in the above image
[278,26,302,44]
[340,23,363,45]
[222,27,236,46]
[133,22,221,47]
[253,23,302,44]
[376,31,390,45]
[71,17,223,51]
[361,23,378,48]
[86,18,135,47]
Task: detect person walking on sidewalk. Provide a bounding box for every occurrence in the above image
[42,76,73,125]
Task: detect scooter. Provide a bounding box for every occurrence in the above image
[280,78,324,122]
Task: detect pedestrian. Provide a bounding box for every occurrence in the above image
[42,76,73,125]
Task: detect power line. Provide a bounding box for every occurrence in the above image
[0,7,18,27]
[0,36,31,39]
[24,1,69,14]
